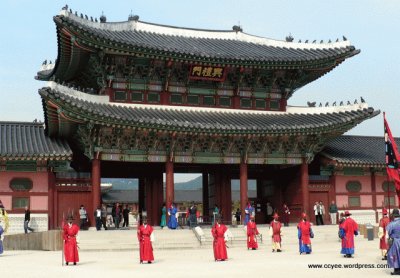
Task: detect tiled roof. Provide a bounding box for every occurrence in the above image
[321,135,396,167]
[39,85,379,136]
[0,122,72,159]
[54,10,359,65]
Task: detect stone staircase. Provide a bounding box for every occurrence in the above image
[78,227,200,251]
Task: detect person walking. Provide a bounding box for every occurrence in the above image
[378,208,390,260]
[79,205,87,230]
[94,206,102,231]
[235,208,241,225]
[270,213,282,252]
[387,208,400,275]
[160,204,167,229]
[212,216,229,261]
[24,206,34,233]
[339,210,359,258]
[112,203,121,229]
[329,200,338,225]
[122,204,130,228]
[167,204,178,229]
[188,202,197,228]
[247,216,259,250]
[313,201,324,225]
[282,203,290,227]
[297,213,313,254]
[137,217,154,264]
[101,204,108,230]
[63,214,79,266]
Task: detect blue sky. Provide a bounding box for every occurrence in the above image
[1,0,399,136]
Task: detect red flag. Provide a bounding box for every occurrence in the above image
[384,113,400,190]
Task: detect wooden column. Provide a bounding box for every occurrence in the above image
[165,160,174,208]
[371,170,378,222]
[53,177,59,228]
[48,172,55,229]
[221,171,232,224]
[202,170,209,220]
[301,159,309,216]
[240,161,248,222]
[138,177,145,215]
[91,158,101,227]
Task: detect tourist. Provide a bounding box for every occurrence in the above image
[244,202,254,225]
[160,204,166,229]
[313,201,324,225]
[282,203,290,227]
[235,208,241,225]
[378,208,390,260]
[212,204,219,225]
[339,210,358,258]
[387,208,400,275]
[63,214,79,266]
[297,213,313,254]
[122,204,130,228]
[101,204,107,230]
[94,206,102,231]
[112,202,121,229]
[79,205,87,230]
[329,200,338,225]
[24,206,34,233]
[188,202,197,228]
[167,203,178,229]
[212,216,228,261]
[247,215,259,250]
[270,213,282,252]
[266,202,273,223]
[137,217,154,264]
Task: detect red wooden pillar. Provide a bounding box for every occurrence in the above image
[301,158,309,216]
[165,160,174,208]
[221,171,232,224]
[240,161,248,222]
[371,170,378,222]
[91,158,101,227]
[48,172,55,229]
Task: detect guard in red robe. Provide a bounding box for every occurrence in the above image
[339,210,359,258]
[137,217,154,263]
[63,215,79,265]
[270,213,282,252]
[378,208,390,260]
[247,216,259,250]
[297,213,313,254]
[212,217,228,261]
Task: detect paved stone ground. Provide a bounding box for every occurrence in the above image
[1,225,392,277]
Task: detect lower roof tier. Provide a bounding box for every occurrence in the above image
[39,82,379,138]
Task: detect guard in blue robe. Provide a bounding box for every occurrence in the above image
[0,222,4,254]
[387,209,400,275]
[244,203,254,226]
[167,204,178,229]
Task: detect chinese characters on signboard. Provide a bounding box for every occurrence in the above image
[189,65,226,81]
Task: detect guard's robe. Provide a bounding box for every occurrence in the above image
[270,220,282,243]
[340,217,359,255]
[387,218,400,268]
[247,221,259,249]
[138,224,154,262]
[63,223,79,263]
[212,224,228,260]
[379,216,390,250]
[244,206,254,225]
[167,207,178,229]
[297,220,312,254]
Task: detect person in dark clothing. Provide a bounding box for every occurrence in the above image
[24,206,34,233]
[122,205,130,228]
[235,208,241,225]
[112,203,122,229]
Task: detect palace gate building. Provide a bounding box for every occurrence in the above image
[1,7,392,231]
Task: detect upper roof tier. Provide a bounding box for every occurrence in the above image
[37,8,360,82]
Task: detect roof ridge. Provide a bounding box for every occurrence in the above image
[0,121,44,126]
